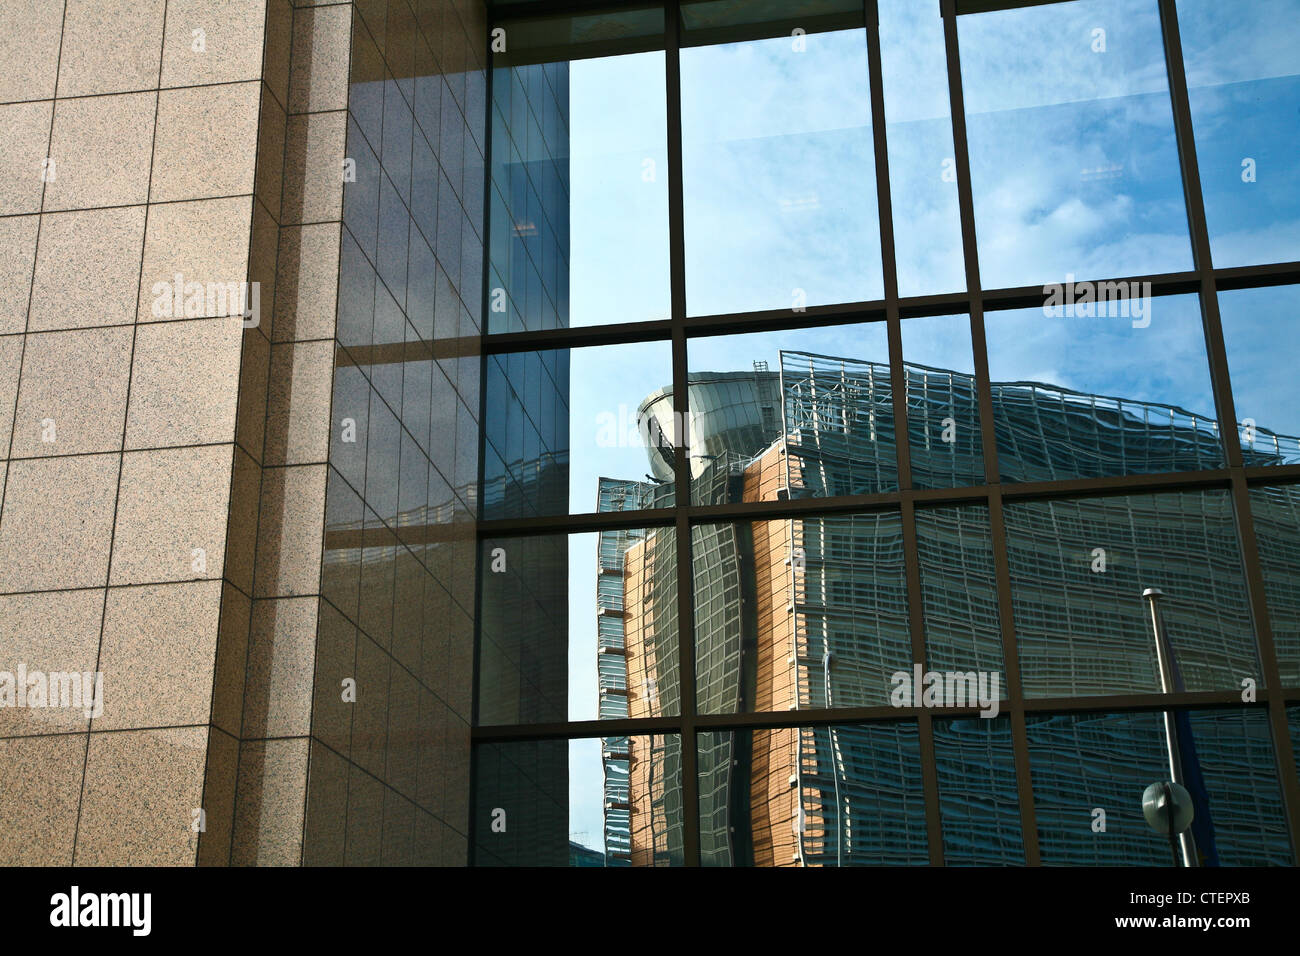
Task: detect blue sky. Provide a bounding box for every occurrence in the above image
[549,0,1300,853]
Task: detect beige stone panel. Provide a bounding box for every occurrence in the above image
[247,197,279,339]
[0,589,104,737]
[253,463,326,597]
[95,580,223,730]
[75,726,208,865]
[151,82,261,203]
[255,83,287,222]
[45,93,155,212]
[223,445,260,595]
[236,326,270,462]
[58,0,167,97]
[109,444,233,586]
[231,737,309,865]
[289,2,353,114]
[0,454,119,593]
[0,101,53,216]
[242,595,318,738]
[281,110,346,225]
[210,582,251,740]
[0,1,63,102]
[273,223,340,342]
[197,726,238,865]
[28,205,147,332]
[0,215,38,335]
[264,339,334,465]
[161,0,267,88]
[125,316,243,449]
[0,735,85,866]
[11,326,132,457]
[262,0,294,111]
[137,195,253,323]
[0,333,21,453]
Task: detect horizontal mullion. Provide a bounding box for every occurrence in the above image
[477,263,1299,355]
[472,691,1278,742]
[474,469,1250,539]
[1214,260,1300,291]
[477,507,678,538]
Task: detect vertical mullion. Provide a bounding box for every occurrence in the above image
[941,0,1040,865]
[467,31,498,865]
[866,0,944,865]
[665,0,701,867]
[1159,0,1300,861]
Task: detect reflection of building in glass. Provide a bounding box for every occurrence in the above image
[603,350,1299,865]
[596,478,681,865]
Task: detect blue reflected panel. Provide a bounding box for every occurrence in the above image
[899,314,984,488]
[697,723,927,866]
[487,60,571,334]
[933,717,1025,865]
[1178,0,1300,267]
[1220,285,1300,465]
[488,49,670,333]
[473,736,684,866]
[958,0,1192,289]
[570,52,670,327]
[984,295,1222,483]
[880,0,965,297]
[685,323,896,504]
[692,513,910,716]
[481,339,673,519]
[1026,710,1290,865]
[681,29,883,316]
[1248,485,1300,687]
[477,527,681,727]
[1005,491,1258,699]
[916,504,1004,680]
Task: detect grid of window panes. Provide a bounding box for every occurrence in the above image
[470,0,1300,866]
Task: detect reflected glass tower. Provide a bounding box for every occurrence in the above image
[600,351,1298,865]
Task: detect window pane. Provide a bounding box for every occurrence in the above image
[916,504,1004,680]
[473,735,684,866]
[478,528,680,727]
[692,513,909,715]
[984,295,1222,483]
[482,339,674,519]
[1220,285,1300,465]
[1026,709,1291,865]
[1248,484,1300,687]
[933,716,1024,865]
[489,48,671,333]
[685,323,895,505]
[958,0,1192,289]
[899,314,984,487]
[1178,0,1300,267]
[1005,490,1258,699]
[698,722,927,866]
[880,0,965,296]
[682,28,883,315]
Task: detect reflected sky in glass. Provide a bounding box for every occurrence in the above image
[880,0,965,296]
[1219,284,1300,463]
[681,28,883,315]
[570,52,671,326]
[984,294,1221,481]
[1178,0,1300,267]
[959,0,1192,289]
